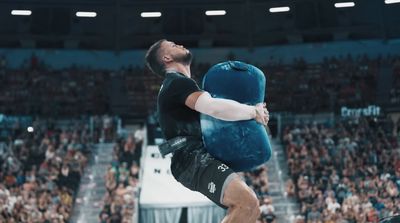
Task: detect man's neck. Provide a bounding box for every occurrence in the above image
[165,63,191,78]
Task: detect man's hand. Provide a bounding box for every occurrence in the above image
[255,103,269,126]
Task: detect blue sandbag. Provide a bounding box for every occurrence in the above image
[200,61,272,171]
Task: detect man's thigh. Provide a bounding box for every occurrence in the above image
[220,175,258,208]
[171,148,237,208]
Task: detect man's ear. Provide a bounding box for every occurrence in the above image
[162,54,172,63]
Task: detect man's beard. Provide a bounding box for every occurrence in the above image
[173,51,193,65]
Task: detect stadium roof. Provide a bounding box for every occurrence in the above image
[0,0,399,50]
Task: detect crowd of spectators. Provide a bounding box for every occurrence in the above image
[99,127,144,223]
[1,53,400,116]
[124,54,400,115]
[264,55,383,113]
[0,119,93,222]
[283,117,400,223]
[0,55,109,116]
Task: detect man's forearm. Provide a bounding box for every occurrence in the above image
[208,98,256,121]
[194,92,256,121]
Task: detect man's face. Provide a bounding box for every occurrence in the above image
[160,40,192,65]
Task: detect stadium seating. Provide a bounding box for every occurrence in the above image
[99,134,142,223]
[282,117,400,222]
[0,120,93,222]
[0,67,109,116]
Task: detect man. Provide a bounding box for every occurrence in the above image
[145,39,269,223]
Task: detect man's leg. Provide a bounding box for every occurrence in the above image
[171,148,260,222]
[221,176,260,223]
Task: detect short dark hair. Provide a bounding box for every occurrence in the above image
[145,39,166,77]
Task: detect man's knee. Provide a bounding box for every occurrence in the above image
[222,177,260,214]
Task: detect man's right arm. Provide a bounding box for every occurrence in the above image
[185,91,267,124]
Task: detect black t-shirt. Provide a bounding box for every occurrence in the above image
[157,72,203,140]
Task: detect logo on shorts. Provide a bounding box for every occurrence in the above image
[208,182,216,194]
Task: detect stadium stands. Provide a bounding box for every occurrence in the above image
[0,119,93,222]
[125,54,399,115]
[1,0,400,221]
[0,50,399,223]
[282,117,400,222]
[99,133,142,223]
[0,64,109,116]
[0,54,399,117]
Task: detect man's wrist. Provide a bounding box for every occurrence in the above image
[251,106,257,119]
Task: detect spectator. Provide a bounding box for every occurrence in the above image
[307,206,322,223]
[286,179,296,197]
[260,197,276,223]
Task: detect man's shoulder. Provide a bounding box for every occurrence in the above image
[168,72,192,82]
[163,72,183,84]
[158,73,182,97]
[163,73,195,89]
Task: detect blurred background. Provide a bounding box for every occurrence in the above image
[0,0,399,223]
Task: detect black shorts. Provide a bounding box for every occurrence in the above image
[170,145,237,209]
